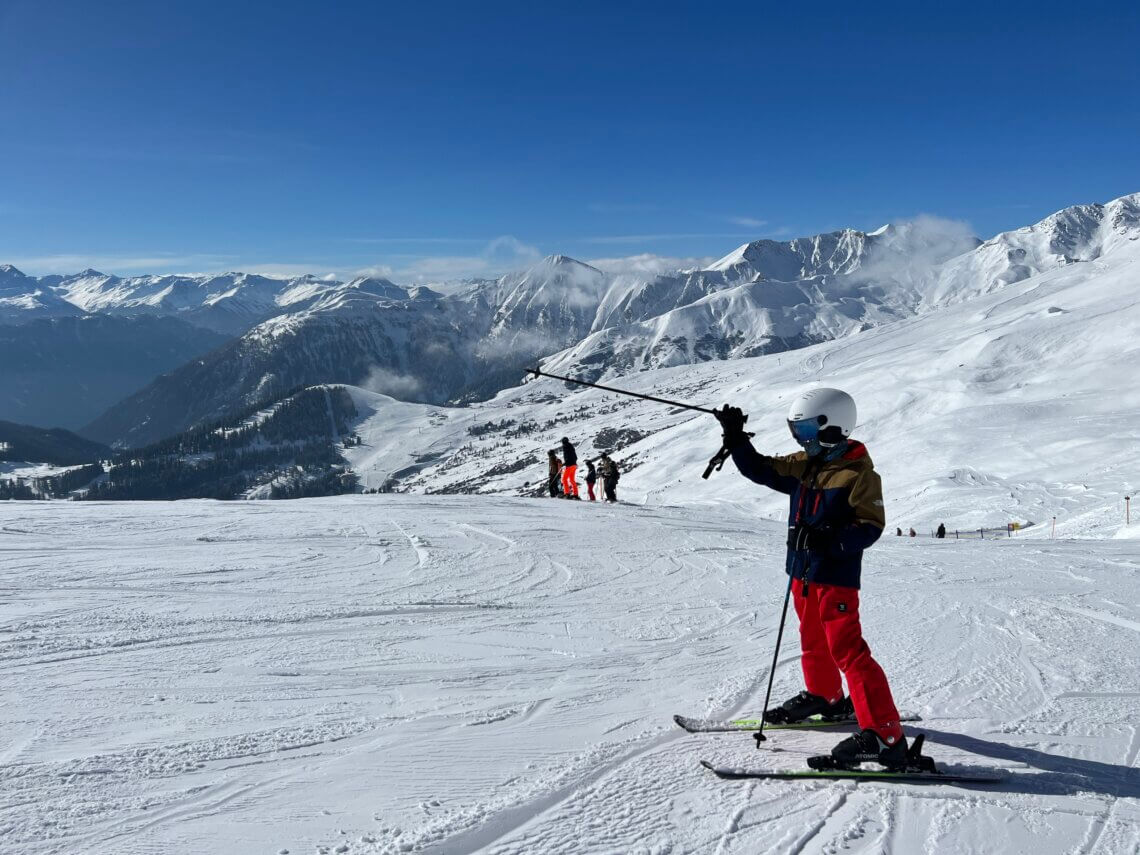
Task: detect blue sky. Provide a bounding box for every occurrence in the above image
[1,0,1138,281]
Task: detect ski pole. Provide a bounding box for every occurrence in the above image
[527,367,751,478]
[753,570,796,746]
[527,367,718,414]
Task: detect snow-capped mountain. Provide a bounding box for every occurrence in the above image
[0,266,421,334]
[335,200,1140,538]
[82,258,614,447]
[12,191,1140,450]
[0,265,83,322]
[537,220,981,380]
[78,223,977,446]
[51,269,368,335]
[923,192,1140,307]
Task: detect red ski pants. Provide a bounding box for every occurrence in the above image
[587,481,596,501]
[561,464,578,497]
[792,578,903,743]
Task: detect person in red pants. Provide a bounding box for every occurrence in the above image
[715,388,906,769]
[560,437,580,499]
[584,459,597,501]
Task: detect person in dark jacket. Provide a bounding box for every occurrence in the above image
[547,450,562,498]
[936,523,946,539]
[599,453,619,503]
[560,437,580,499]
[584,459,598,502]
[716,387,907,770]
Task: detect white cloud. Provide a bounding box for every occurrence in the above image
[725,216,767,228]
[368,235,543,283]
[353,264,396,279]
[587,253,716,276]
[851,214,978,287]
[360,366,423,399]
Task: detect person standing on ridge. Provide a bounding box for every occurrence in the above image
[585,459,598,502]
[560,437,580,500]
[936,523,946,539]
[547,450,562,498]
[715,388,907,770]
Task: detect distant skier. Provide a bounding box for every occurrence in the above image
[936,523,946,539]
[584,459,598,502]
[895,527,903,537]
[599,452,619,503]
[909,528,917,538]
[560,437,580,499]
[547,450,562,498]
[715,388,908,770]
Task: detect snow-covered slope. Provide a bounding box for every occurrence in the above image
[339,219,1140,539]
[4,497,1137,853]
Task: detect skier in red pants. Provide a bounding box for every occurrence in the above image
[715,388,906,769]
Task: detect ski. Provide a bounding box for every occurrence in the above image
[699,759,1006,785]
[674,712,921,734]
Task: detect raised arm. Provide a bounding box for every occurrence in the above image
[728,438,806,495]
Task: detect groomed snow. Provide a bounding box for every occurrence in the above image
[2,496,1137,854]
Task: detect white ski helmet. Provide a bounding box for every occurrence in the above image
[787,387,857,448]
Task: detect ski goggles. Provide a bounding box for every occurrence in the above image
[787,417,822,445]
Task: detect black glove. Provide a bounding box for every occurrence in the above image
[714,405,749,447]
[788,524,838,555]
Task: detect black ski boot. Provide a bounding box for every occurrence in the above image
[810,728,908,771]
[765,691,854,725]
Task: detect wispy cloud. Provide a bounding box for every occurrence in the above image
[725,215,767,228]
[587,253,716,276]
[356,235,543,283]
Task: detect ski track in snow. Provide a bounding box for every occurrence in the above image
[1,495,1138,854]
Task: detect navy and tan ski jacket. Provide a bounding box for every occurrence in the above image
[729,439,886,589]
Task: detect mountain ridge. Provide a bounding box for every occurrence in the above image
[8,191,1139,448]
